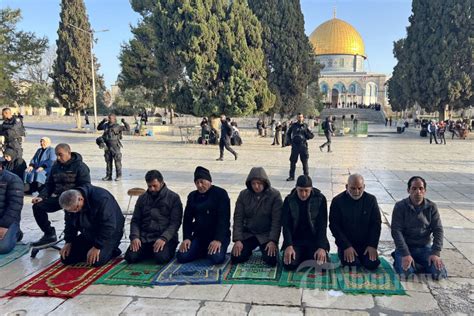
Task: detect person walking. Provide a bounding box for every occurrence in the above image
[216,115,238,161]
[319,116,334,153]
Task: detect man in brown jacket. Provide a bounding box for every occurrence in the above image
[231,167,283,266]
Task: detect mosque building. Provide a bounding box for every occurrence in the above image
[309,12,389,109]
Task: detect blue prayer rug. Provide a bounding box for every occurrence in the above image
[0,243,30,268]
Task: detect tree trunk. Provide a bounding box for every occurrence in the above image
[169,106,174,125]
[439,104,448,121]
[75,109,82,129]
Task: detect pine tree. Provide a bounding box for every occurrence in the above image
[52,0,95,128]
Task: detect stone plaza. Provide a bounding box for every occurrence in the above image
[0,122,473,315]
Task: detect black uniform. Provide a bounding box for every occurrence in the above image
[218,120,237,160]
[287,122,314,178]
[0,116,25,159]
[320,120,334,152]
[97,119,130,179]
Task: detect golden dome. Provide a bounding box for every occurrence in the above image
[309,18,366,58]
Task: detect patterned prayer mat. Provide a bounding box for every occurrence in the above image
[222,252,282,285]
[4,258,122,298]
[335,257,406,295]
[153,256,230,285]
[95,260,165,286]
[0,243,29,268]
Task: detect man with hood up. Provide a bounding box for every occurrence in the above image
[31,143,91,247]
[1,148,27,180]
[231,167,282,266]
[58,185,124,266]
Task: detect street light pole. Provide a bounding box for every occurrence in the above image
[66,23,108,130]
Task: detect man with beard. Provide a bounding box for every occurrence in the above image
[329,174,382,270]
[286,113,314,181]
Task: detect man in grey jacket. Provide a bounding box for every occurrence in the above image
[231,167,283,266]
[125,170,183,264]
[391,176,447,280]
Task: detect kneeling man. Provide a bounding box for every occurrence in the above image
[329,174,381,270]
[391,176,447,280]
[231,167,282,266]
[282,175,330,270]
[59,185,124,266]
[125,170,183,264]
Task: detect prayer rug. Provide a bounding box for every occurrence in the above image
[153,256,230,285]
[95,260,164,286]
[222,252,282,285]
[335,257,406,295]
[0,243,29,268]
[4,258,122,298]
[278,254,340,290]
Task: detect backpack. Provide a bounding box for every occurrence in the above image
[321,121,328,131]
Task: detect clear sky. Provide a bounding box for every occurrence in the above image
[3,0,412,88]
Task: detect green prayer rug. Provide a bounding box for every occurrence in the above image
[223,252,282,285]
[94,260,164,287]
[335,257,406,295]
[0,243,29,268]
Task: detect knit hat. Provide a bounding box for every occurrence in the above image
[296,175,312,188]
[194,166,212,182]
[3,148,16,160]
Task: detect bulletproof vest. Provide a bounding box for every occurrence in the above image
[291,124,308,145]
[102,123,122,144]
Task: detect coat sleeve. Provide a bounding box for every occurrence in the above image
[328,198,351,250]
[29,149,40,167]
[120,121,131,132]
[429,204,443,256]
[97,120,107,131]
[129,195,143,241]
[41,148,56,171]
[214,190,231,242]
[281,197,293,248]
[315,196,330,251]
[305,126,315,139]
[391,202,410,256]
[232,192,245,242]
[269,191,283,243]
[0,174,23,228]
[76,163,91,186]
[367,196,382,248]
[39,167,55,199]
[93,198,119,249]
[64,212,79,243]
[182,194,194,240]
[160,194,183,242]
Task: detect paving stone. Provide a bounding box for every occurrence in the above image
[49,295,133,315]
[106,285,177,298]
[426,278,474,315]
[168,284,231,301]
[197,301,248,316]
[444,228,474,243]
[225,285,301,306]
[249,305,303,315]
[442,256,474,278]
[375,291,439,313]
[305,308,369,316]
[0,297,64,314]
[451,242,474,264]
[302,289,374,309]
[120,298,200,315]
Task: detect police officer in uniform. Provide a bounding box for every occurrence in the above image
[97,114,130,181]
[286,113,314,181]
[0,108,25,159]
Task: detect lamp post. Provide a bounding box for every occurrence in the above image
[67,23,108,130]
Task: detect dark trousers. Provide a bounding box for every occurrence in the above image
[289,145,309,178]
[105,146,122,177]
[320,132,332,151]
[177,237,230,265]
[124,240,178,264]
[61,234,122,267]
[231,236,277,266]
[438,133,446,144]
[219,138,237,158]
[392,246,447,280]
[32,196,62,233]
[429,132,438,144]
[283,244,329,271]
[337,247,380,271]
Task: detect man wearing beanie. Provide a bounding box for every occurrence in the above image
[125,170,183,264]
[231,167,283,266]
[177,166,231,264]
[281,175,330,270]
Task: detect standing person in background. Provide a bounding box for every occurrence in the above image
[319,116,334,153]
[216,115,238,161]
[286,114,314,181]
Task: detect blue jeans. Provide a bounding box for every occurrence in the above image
[392,246,448,280]
[0,222,19,254]
[177,237,229,265]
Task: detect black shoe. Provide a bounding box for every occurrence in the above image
[16,229,23,242]
[216,157,223,161]
[32,228,57,247]
[102,176,112,181]
[286,177,294,181]
[115,176,122,181]
[234,153,238,160]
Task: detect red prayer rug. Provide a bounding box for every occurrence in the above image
[4,258,122,299]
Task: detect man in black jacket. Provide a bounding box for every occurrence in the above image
[0,108,25,159]
[97,114,130,181]
[319,116,334,153]
[286,113,314,181]
[177,166,230,264]
[216,115,237,161]
[391,176,447,280]
[282,175,330,270]
[125,170,183,264]
[31,144,91,247]
[0,164,24,254]
[58,185,124,266]
[329,174,381,270]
